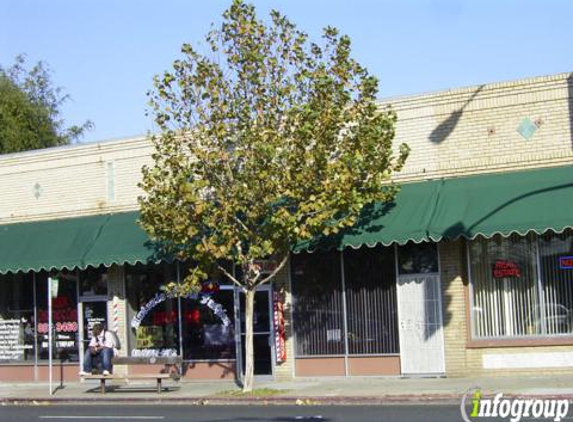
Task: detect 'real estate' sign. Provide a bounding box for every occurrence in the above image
[559,256,573,269]
[492,260,521,279]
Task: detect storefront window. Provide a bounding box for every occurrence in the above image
[126,263,180,357]
[291,251,345,356]
[181,289,235,360]
[538,231,573,335]
[398,242,438,274]
[180,264,236,360]
[80,267,108,297]
[470,231,573,339]
[0,273,36,362]
[36,272,80,362]
[344,246,399,354]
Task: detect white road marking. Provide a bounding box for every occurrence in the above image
[39,417,164,420]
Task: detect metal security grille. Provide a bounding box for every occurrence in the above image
[343,246,399,354]
[291,247,399,357]
[291,251,345,356]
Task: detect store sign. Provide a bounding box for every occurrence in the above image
[131,287,231,329]
[559,256,573,270]
[49,277,59,299]
[273,291,286,363]
[492,260,521,278]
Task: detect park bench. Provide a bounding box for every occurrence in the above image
[82,356,182,394]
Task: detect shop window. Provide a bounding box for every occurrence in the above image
[126,263,180,357]
[0,273,36,362]
[344,246,399,354]
[179,263,236,360]
[398,242,438,274]
[538,231,573,335]
[291,251,345,356]
[79,267,108,297]
[181,289,236,360]
[36,272,80,362]
[469,232,573,339]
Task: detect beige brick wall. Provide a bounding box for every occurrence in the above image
[0,136,152,224]
[270,259,295,380]
[440,239,469,377]
[387,72,573,181]
[1,72,572,225]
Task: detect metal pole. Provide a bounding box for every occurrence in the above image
[176,263,184,363]
[340,251,350,377]
[33,273,38,382]
[48,277,53,395]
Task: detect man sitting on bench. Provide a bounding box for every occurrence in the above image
[79,323,115,376]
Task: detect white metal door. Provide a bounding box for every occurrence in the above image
[397,273,445,375]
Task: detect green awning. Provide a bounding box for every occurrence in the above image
[296,164,573,252]
[0,211,156,274]
[1,165,572,271]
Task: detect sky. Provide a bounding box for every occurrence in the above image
[1,0,572,144]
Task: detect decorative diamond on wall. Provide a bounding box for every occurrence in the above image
[517,117,537,140]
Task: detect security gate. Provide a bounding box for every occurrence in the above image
[397,273,445,375]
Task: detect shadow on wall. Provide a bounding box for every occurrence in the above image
[568,73,573,150]
[429,85,484,144]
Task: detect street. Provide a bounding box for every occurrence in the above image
[0,403,481,422]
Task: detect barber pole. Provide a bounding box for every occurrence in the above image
[112,297,119,332]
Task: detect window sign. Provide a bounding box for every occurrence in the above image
[83,301,107,344]
[559,256,573,270]
[492,259,521,278]
[0,319,33,360]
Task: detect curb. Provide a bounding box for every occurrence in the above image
[3,393,573,406]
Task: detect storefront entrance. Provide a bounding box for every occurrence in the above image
[237,287,274,377]
[397,273,445,374]
[396,243,445,375]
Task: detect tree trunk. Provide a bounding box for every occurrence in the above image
[242,286,255,393]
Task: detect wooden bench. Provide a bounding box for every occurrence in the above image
[82,356,182,394]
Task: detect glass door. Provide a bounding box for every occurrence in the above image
[237,287,274,376]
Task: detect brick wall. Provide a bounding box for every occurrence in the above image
[270,259,296,380]
[1,72,572,224]
[0,136,152,223]
[387,72,573,181]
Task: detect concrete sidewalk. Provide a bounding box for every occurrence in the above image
[1,376,573,405]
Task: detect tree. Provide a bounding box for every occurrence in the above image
[0,55,93,154]
[140,0,409,392]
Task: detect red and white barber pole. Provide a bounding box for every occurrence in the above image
[273,291,286,363]
[112,297,119,333]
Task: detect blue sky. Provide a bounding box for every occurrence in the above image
[2,0,572,143]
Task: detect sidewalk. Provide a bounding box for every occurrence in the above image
[2,376,573,405]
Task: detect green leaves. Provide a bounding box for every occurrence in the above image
[140,1,408,288]
[0,55,93,154]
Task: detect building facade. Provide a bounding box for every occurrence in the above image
[1,72,573,382]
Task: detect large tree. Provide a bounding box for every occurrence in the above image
[140,0,409,392]
[0,55,92,154]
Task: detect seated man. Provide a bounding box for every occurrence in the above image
[79,323,115,376]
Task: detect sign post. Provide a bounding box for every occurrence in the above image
[48,277,58,395]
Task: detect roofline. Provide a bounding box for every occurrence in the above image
[0,133,151,161]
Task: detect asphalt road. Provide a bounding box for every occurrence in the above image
[0,404,488,422]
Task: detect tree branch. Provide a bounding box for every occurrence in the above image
[256,253,289,286]
[216,263,245,290]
